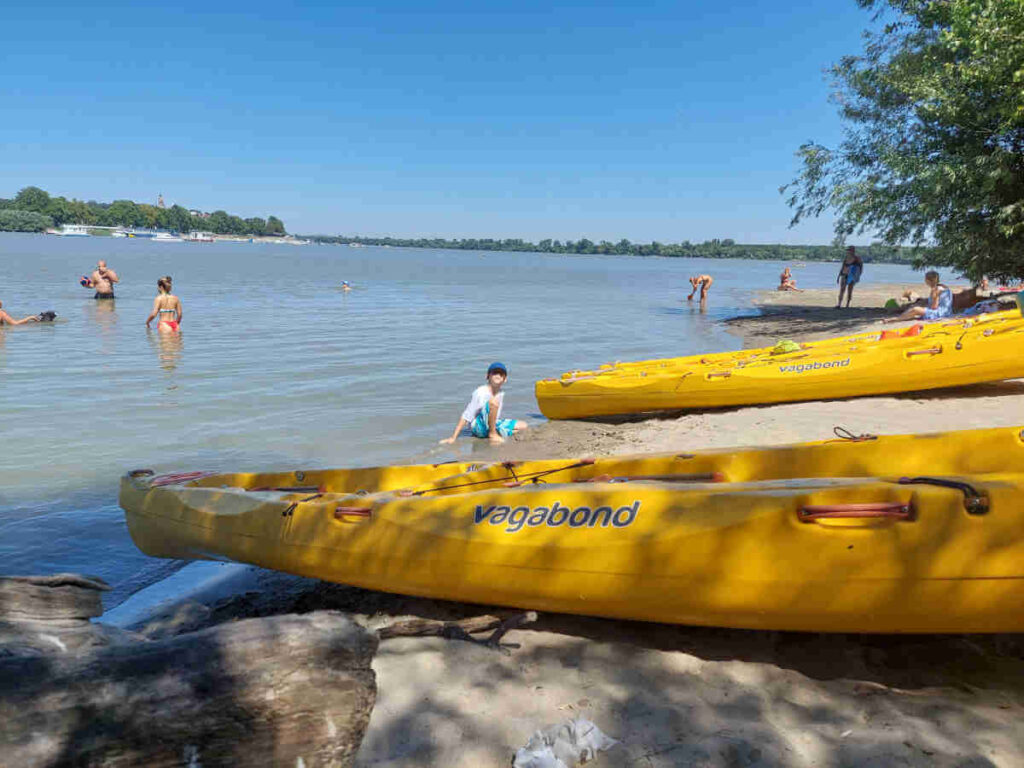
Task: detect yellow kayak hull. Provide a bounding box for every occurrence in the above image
[121,426,1024,633]
[563,310,1022,380]
[536,319,1024,419]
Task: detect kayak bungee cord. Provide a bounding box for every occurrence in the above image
[408,460,597,496]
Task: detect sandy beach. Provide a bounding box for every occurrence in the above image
[115,283,1024,767]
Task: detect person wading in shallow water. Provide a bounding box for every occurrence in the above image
[145,276,183,333]
[91,260,119,299]
[687,274,713,302]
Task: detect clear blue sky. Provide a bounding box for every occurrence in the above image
[1,1,873,243]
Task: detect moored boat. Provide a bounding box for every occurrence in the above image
[121,426,1024,633]
[55,224,90,237]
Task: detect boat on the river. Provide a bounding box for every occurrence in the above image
[535,310,1024,419]
[120,426,1024,633]
[54,224,90,237]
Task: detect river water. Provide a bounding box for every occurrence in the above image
[0,233,923,606]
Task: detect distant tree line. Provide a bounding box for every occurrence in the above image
[0,186,286,236]
[310,234,918,264]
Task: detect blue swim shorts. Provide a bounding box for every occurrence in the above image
[471,403,517,438]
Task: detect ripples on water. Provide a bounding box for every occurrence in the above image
[0,234,923,604]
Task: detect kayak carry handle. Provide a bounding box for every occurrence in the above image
[905,347,942,357]
[335,506,373,520]
[798,501,915,522]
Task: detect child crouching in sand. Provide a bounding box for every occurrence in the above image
[440,362,529,445]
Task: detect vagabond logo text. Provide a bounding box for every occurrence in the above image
[779,358,850,374]
[474,500,640,533]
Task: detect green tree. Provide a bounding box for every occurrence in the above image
[265,215,285,235]
[14,186,51,213]
[783,0,1024,281]
[207,210,231,233]
[0,210,53,232]
[44,196,71,225]
[168,205,192,232]
[107,199,144,227]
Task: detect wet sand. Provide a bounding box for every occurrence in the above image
[118,281,1024,767]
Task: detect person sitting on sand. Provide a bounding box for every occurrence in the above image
[778,267,802,292]
[0,300,44,326]
[145,276,183,333]
[91,260,119,300]
[836,246,863,308]
[884,271,952,323]
[440,362,528,445]
[687,274,713,302]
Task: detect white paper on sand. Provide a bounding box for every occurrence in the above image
[512,716,618,768]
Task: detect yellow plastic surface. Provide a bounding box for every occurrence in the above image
[121,426,1024,633]
[536,313,1024,419]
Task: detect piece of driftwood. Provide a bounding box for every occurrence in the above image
[0,573,109,621]
[0,610,378,767]
[378,610,538,653]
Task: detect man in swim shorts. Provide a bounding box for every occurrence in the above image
[91,260,119,299]
[440,362,529,445]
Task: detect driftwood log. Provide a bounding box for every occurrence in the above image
[378,610,538,653]
[0,575,378,768]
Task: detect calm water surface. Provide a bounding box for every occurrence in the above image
[0,234,924,605]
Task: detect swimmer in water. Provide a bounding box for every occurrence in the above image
[145,276,183,333]
[0,300,43,326]
[341,281,352,292]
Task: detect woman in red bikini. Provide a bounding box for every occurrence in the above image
[145,276,183,333]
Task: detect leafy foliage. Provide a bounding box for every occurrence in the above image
[1,186,287,236]
[0,209,54,232]
[783,0,1024,281]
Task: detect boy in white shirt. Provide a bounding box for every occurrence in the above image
[440,362,529,445]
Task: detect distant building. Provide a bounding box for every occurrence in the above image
[157,194,166,209]
[188,210,211,219]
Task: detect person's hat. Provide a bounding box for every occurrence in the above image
[487,361,508,376]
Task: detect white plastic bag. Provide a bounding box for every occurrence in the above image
[512,716,618,768]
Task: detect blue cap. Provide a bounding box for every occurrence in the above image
[487,361,508,376]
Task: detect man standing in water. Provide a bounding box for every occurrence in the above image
[91,260,119,299]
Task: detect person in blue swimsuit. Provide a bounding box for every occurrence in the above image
[884,271,952,323]
[836,246,863,308]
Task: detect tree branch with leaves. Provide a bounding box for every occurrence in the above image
[783,0,1024,281]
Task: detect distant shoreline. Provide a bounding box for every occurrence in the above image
[305,235,926,265]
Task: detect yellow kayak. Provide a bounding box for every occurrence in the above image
[121,426,1024,632]
[536,315,1024,419]
[562,309,1022,381]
